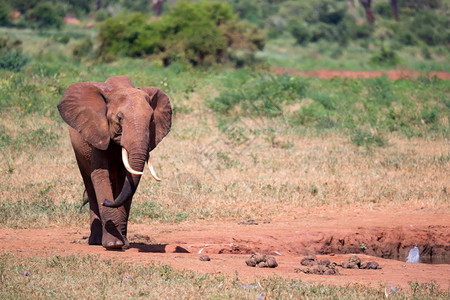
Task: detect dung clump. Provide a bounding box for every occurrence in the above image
[300,255,318,266]
[338,255,381,270]
[199,255,211,261]
[295,256,339,275]
[246,253,278,268]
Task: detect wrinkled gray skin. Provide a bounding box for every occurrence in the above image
[58,76,172,249]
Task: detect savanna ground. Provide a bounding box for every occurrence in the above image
[0,26,449,299]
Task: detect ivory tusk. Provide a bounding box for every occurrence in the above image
[122,148,144,175]
[148,154,162,181]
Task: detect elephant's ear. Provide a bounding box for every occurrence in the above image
[139,87,172,151]
[57,82,110,150]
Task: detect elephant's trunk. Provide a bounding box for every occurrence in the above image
[103,146,147,208]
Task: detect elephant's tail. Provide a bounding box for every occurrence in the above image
[79,189,89,213]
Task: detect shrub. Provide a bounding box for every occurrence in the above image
[374,1,394,19]
[72,37,93,60]
[208,74,307,117]
[370,46,399,66]
[0,0,11,26]
[0,49,30,71]
[287,18,310,45]
[97,1,265,67]
[351,129,387,148]
[0,37,30,71]
[53,34,71,45]
[25,2,64,29]
[95,9,111,22]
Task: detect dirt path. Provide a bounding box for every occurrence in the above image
[272,67,450,80]
[0,209,449,290]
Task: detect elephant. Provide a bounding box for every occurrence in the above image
[57,75,172,249]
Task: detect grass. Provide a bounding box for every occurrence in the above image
[1,253,447,299]
[0,27,449,227]
[259,36,450,72]
[0,25,449,297]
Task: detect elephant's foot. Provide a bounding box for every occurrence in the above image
[89,218,102,245]
[88,234,102,245]
[102,220,125,249]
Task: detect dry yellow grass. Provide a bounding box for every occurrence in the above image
[1,100,448,228]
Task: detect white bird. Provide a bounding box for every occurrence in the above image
[406,245,420,263]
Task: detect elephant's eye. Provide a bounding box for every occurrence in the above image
[116,112,124,123]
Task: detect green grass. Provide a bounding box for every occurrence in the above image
[208,72,450,140]
[1,253,447,299]
[259,36,450,72]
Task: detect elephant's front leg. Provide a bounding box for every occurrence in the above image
[91,167,126,249]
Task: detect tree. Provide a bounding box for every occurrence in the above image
[152,0,165,16]
[390,0,399,20]
[360,0,375,24]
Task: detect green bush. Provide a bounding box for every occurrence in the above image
[95,9,111,22]
[285,1,356,45]
[25,2,64,29]
[287,19,310,45]
[72,37,93,60]
[53,34,71,45]
[370,46,399,66]
[208,74,308,116]
[0,49,30,71]
[0,0,11,26]
[0,37,30,71]
[97,1,265,66]
[351,129,387,148]
[374,1,394,19]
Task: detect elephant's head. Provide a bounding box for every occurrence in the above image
[57,75,172,207]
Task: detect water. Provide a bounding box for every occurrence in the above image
[390,255,450,265]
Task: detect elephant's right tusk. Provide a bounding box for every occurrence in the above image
[122,148,144,175]
[148,154,162,181]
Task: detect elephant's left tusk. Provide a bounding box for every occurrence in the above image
[122,148,144,175]
[148,154,162,181]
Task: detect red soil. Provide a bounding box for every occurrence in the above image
[0,209,449,291]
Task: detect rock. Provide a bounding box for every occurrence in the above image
[199,255,211,261]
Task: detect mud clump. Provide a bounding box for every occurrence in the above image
[246,253,278,268]
[338,255,381,270]
[199,255,211,261]
[238,219,259,225]
[129,234,158,244]
[295,255,340,275]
